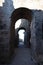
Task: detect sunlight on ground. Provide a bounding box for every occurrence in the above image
[18,30,25,41]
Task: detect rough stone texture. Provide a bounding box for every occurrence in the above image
[9,48,37,65]
[0,0,43,64]
[31,10,43,63]
[0,0,14,62]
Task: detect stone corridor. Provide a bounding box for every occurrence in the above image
[0,0,43,65]
[9,48,37,65]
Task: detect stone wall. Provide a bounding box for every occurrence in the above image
[0,0,14,62]
[31,10,43,63]
[0,0,43,63]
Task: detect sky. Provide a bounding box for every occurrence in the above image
[0,0,4,6]
[13,0,43,10]
[0,0,43,10]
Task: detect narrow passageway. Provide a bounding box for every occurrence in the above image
[9,8,37,65]
[18,29,25,48]
[9,24,36,65]
[9,48,36,65]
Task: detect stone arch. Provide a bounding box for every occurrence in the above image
[17,27,26,33]
[16,27,26,47]
[10,7,32,55]
[16,27,26,46]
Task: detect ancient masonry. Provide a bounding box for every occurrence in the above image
[0,0,43,64]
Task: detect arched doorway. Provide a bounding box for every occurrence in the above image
[15,18,30,48]
[10,7,32,55]
[18,29,25,48]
